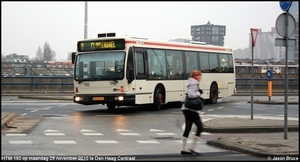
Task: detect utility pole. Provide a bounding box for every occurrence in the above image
[84,1,88,39]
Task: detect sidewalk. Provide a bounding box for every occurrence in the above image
[1,95,299,157]
[203,118,299,157]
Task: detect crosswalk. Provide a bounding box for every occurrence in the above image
[3,127,211,145]
[2,101,298,147]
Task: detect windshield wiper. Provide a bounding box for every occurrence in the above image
[78,78,90,84]
[77,75,106,84]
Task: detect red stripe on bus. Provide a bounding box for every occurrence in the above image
[125,40,136,44]
[125,40,232,52]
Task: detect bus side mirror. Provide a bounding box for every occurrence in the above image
[128,70,134,84]
[71,52,76,64]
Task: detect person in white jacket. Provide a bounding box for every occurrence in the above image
[181,70,203,155]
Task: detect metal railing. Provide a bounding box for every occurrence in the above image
[1,76,73,92]
[236,78,298,92]
[1,76,299,92]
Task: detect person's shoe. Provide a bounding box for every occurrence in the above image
[181,150,193,154]
[189,149,201,155]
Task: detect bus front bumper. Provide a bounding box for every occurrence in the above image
[73,94,135,105]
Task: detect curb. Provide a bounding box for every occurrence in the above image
[206,140,299,157]
[203,127,299,133]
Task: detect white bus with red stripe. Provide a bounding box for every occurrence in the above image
[71,32,236,110]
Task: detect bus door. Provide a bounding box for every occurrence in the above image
[131,48,149,104]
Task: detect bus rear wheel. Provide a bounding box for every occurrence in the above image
[209,84,218,104]
[153,88,163,111]
[107,103,116,110]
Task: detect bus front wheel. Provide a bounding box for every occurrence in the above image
[153,88,163,111]
[209,84,218,104]
[107,103,116,110]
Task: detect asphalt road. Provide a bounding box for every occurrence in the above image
[1,95,298,160]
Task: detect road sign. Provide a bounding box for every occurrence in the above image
[266,70,272,79]
[250,28,259,47]
[279,1,292,11]
[275,12,296,37]
[275,38,296,46]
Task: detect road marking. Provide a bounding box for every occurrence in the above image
[53,140,76,144]
[95,140,118,144]
[136,140,160,144]
[5,134,27,136]
[80,129,96,132]
[150,129,165,132]
[176,140,205,144]
[44,133,65,136]
[155,133,176,136]
[44,129,60,132]
[116,129,131,132]
[9,141,32,144]
[119,133,140,136]
[201,132,212,135]
[82,133,103,136]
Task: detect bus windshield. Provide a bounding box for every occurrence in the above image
[74,52,125,82]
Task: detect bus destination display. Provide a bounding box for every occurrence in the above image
[77,39,125,52]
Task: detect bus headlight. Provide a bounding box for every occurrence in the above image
[118,96,124,101]
[75,97,82,101]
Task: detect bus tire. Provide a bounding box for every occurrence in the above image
[107,103,116,110]
[153,88,163,111]
[209,84,218,104]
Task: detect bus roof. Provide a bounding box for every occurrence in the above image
[79,32,233,53]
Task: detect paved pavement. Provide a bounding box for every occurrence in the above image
[1,94,299,158]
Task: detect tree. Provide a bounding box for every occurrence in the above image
[43,41,56,61]
[35,46,43,61]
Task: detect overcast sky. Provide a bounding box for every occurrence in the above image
[2,1,284,60]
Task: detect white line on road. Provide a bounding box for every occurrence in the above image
[5,134,27,136]
[136,140,160,144]
[155,133,176,136]
[95,140,118,144]
[82,133,103,136]
[9,141,32,144]
[119,133,140,136]
[53,140,76,144]
[44,133,65,136]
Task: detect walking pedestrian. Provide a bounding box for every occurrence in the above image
[181,70,203,155]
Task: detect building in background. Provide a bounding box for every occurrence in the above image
[247,28,285,61]
[190,21,226,46]
[4,53,29,62]
[288,1,299,62]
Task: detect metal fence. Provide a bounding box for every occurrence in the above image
[1,76,298,92]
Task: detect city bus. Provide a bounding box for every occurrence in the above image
[71,32,236,111]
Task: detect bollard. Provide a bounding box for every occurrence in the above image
[268,80,272,101]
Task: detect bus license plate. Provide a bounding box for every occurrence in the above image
[93,97,104,101]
